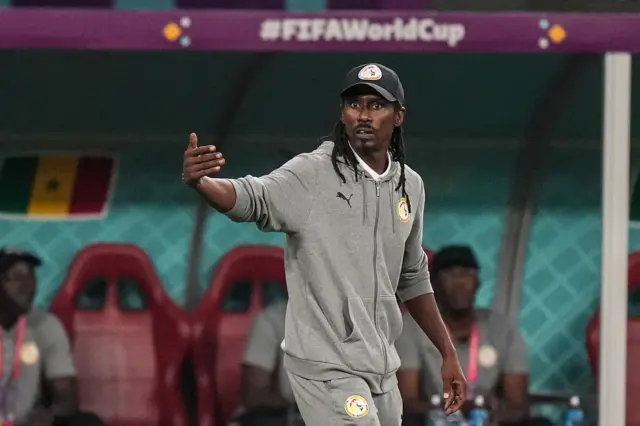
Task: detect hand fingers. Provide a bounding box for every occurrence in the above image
[458,380,467,402]
[190,157,226,172]
[183,157,226,183]
[443,387,453,411]
[184,151,223,165]
[446,396,464,415]
[182,136,225,185]
[445,394,460,414]
[188,133,198,149]
[444,381,465,415]
[185,145,218,157]
[186,166,222,181]
[444,399,454,413]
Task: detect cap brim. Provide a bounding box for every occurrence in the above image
[5,253,41,267]
[341,83,397,104]
[20,254,42,267]
[0,252,42,277]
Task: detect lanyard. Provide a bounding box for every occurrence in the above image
[0,317,26,382]
[467,322,479,386]
[0,316,27,420]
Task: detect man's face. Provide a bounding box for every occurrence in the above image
[437,266,479,312]
[341,88,404,153]
[0,261,36,316]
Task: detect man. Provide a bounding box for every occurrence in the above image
[0,248,103,426]
[231,299,298,426]
[182,63,466,426]
[396,245,549,426]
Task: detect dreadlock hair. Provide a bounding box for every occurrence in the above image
[322,120,412,213]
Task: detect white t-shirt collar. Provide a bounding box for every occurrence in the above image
[348,143,392,182]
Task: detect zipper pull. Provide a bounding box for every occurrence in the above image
[376,181,380,197]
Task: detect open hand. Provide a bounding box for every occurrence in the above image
[182,132,226,187]
[442,354,467,414]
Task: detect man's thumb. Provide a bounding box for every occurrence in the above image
[188,133,198,148]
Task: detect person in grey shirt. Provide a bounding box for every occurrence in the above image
[0,249,103,426]
[183,63,467,426]
[230,300,298,426]
[396,246,552,426]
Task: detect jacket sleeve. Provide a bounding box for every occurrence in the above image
[223,153,317,233]
[396,178,433,302]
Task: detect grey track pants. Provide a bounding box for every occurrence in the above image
[287,372,403,426]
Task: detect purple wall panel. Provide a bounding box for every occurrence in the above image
[175,0,284,9]
[12,0,112,6]
[9,0,423,9]
[378,0,426,9]
[328,0,425,9]
[327,0,375,9]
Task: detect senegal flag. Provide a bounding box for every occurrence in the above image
[0,155,115,219]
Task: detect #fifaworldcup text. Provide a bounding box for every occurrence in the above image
[260,18,466,47]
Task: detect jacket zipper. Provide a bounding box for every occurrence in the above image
[373,180,387,388]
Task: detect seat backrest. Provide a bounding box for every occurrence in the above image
[586,251,640,426]
[193,245,287,426]
[50,243,190,426]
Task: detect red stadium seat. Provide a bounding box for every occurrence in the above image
[50,243,191,426]
[586,251,640,426]
[192,245,287,426]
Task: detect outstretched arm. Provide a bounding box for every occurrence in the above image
[194,178,237,213]
[183,133,316,233]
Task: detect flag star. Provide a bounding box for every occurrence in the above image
[46,179,60,191]
[180,36,191,47]
[180,16,191,28]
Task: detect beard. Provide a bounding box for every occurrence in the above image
[0,299,29,328]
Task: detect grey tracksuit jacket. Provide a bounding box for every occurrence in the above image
[224,140,433,394]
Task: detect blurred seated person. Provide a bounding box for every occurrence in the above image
[0,248,104,426]
[396,245,551,426]
[230,299,299,426]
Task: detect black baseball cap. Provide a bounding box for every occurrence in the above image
[0,248,41,277]
[431,245,479,277]
[340,63,405,108]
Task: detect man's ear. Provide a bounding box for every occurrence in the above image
[395,107,406,127]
